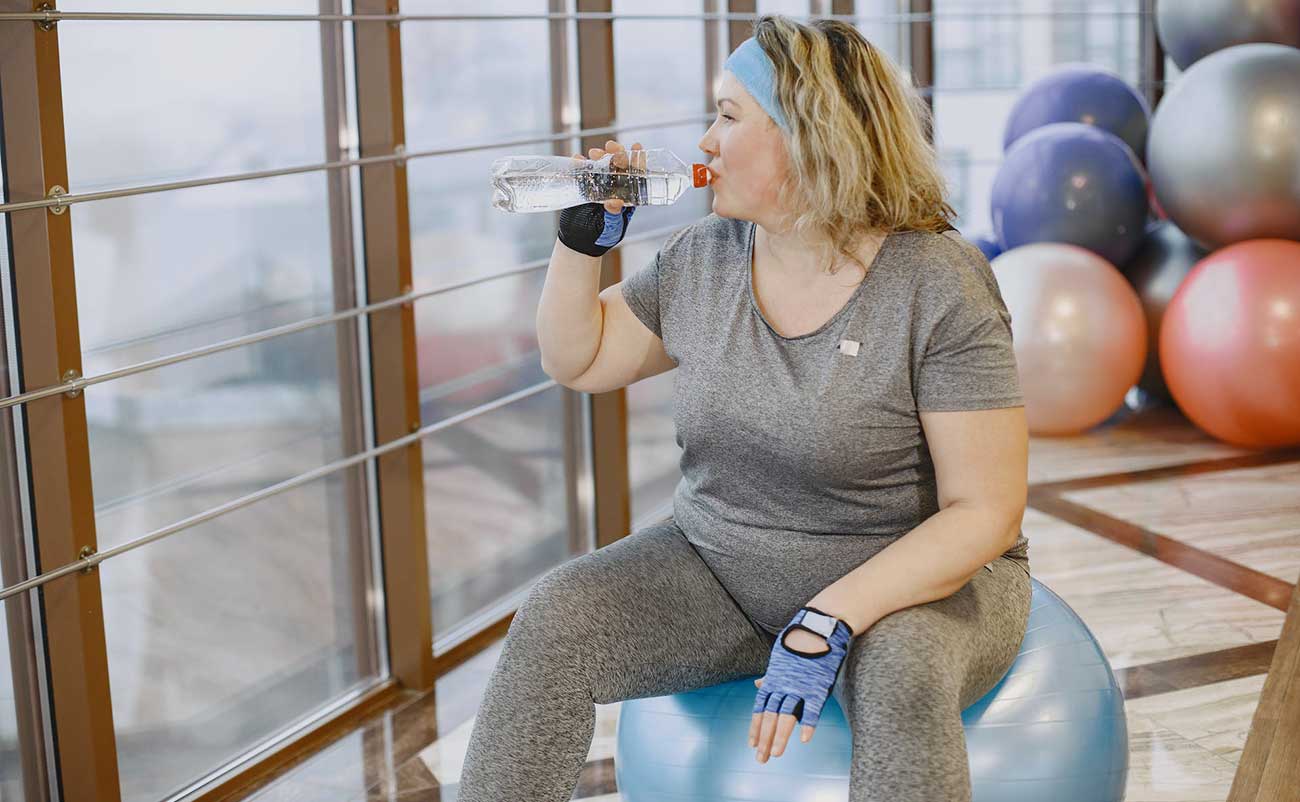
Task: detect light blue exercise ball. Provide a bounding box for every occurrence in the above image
[616,578,1128,802]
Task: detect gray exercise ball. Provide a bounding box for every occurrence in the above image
[1156,0,1300,70]
[1121,221,1207,401]
[1146,43,1300,250]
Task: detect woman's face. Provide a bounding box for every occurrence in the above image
[697,71,792,227]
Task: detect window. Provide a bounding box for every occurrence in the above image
[402,1,579,643]
[55,2,382,798]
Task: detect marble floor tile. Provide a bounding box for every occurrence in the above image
[363,757,440,801]
[1063,462,1300,585]
[243,778,362,802]
[435,639,504,737]
[414,717,470,790]
[1027,406,1249,484]
[1022,508,1287,669]
[415,700,621,788]
[1125,710,1239,802]
[1126,674,1268,767]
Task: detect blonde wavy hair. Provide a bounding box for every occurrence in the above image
[753,14,957,275]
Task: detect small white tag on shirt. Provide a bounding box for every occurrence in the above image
[838,339,860,356]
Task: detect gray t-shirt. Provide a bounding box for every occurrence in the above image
[621,213,1029,633]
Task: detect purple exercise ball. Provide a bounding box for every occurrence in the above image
[1003,63,1151,162]
[991,122,1149,268]
[966,232,1002,262]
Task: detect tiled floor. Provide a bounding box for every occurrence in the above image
[236,405,1299,802]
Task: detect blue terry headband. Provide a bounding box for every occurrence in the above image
[723,37,791,135]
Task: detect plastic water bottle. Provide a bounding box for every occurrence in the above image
[490,148,711,213]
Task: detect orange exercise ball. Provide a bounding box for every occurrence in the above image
[1160,239,1300,448]
[991,243,1147,436]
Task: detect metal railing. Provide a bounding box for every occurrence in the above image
[0,113,715,214]
[0,216,689,412]
[0,9,1151,24]
[0,378,556,601]
[0,216,689,601]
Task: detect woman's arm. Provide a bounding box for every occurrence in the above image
[805,405,1028,636]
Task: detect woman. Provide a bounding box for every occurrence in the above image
[459,14,1031,802]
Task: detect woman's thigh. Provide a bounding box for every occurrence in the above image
[509,517,774,704]
[832,555,1032,717]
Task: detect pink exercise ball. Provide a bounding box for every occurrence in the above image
[1160,239,1300,448]
[991,244,1147,436]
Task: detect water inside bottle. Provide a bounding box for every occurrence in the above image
[492,168,689,213]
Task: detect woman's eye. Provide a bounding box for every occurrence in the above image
[719,114,734,122]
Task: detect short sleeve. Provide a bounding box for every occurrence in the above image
[620,249,663,339]
[619,221,699,344]
[912,244,1024,412]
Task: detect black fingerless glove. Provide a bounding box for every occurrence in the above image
[558,203,636,257]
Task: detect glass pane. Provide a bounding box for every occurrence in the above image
[59,0,326,194]
[99,469,373,802]
[401,1,553,153]
[53,7,382,800]
[613,1,707,528]
[932,0,1144,232]
[69,171,338,379]
[848,1,910,70]
[740,3,911,94]
[402,4,580,642]
[401,7,557,294]
[423,386,572,642]
[0,464,35,799]
[78,201,378,800]
[412,264,551,424]
[614,0,707,127]
[622,234,682,530]
[614,3,712,231]
[0,177,40,802]
[86,325,357,550]
[758,0,809,16]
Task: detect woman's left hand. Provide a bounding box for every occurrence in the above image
[749,607,854,763]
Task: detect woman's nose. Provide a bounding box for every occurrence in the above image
[698,125,717,156]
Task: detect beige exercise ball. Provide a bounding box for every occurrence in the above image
[991,243,1147,436]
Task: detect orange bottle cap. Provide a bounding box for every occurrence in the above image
[692,164,712,188]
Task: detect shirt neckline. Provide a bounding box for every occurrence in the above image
[746,221,894,342]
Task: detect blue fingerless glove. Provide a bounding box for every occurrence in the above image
[754,606,855,729]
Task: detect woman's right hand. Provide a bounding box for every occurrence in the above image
[557,139,645,258]
[575,140,646,214]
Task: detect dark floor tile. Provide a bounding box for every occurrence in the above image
[1116,640,1278,700]
[365,756,441,801]
[573,757,617,799]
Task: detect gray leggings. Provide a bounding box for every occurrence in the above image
[457,517,1032,802]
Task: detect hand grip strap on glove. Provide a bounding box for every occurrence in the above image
[558,203,636,257]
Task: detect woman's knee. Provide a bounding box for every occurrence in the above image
[509,554,606,649]
[506,533,662,661]
[840,611,966,716]
[512,551,603,626]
